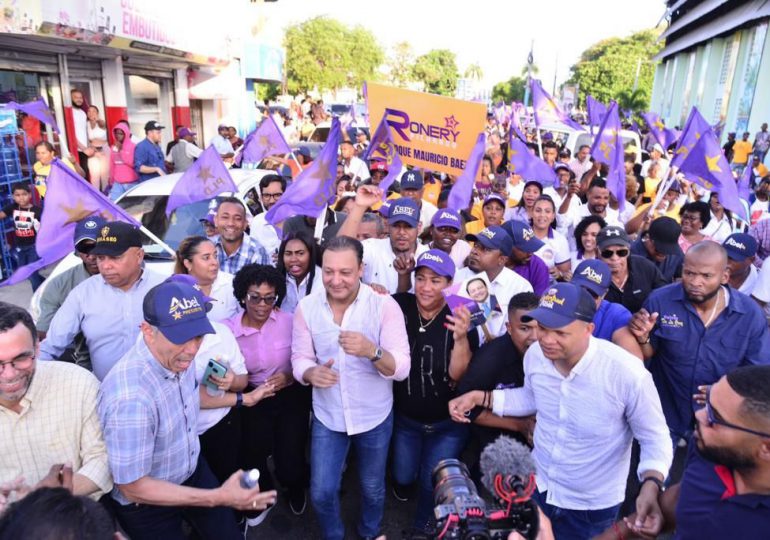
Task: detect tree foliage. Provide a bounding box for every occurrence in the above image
[491,75,527,104]
[387,42,415,88]
[411,49,460,96]
[284,16,384,94]
[465,63,483,80]
[568,29,662,110]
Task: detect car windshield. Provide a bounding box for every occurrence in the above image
[117,195,210,258]
[309,126,370,143]
[575,133,637,152]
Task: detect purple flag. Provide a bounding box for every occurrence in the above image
[642,112,678,151]
[363,116,403,197]
[166,145,237,217]
[530,79,583,131]
[737,161,753,203]
[266,118,342,225]
[447,132,487,212]
[590,101,626,211]
[6,97,59,132]
[236,115,291,166]
[586,95,607,128]
[670,107,712,169]
[508,136,557,188]
[677,128,748,221]
[1,160,140,286]
[510,102,527,141]
[340,104,356,132]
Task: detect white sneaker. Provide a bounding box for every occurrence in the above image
[242,505,272,537]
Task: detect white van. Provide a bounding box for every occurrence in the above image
[537,123,642,164]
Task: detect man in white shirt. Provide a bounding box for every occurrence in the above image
[340,140,370,183]
[558,177,622,250]
[249,174,285,255]
[291,235,410,540]
[449,282,672,540]
[338,187,427,293]
[455,226,533,342]
[398,170,438,234]
[569,144,593,182]
[641,143,670,179]
[211,124,235,160]
[70,89,90,178]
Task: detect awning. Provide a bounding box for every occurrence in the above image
[654,0,770,61]
[658,0,731,42]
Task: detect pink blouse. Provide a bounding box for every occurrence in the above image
[223,309,293,386]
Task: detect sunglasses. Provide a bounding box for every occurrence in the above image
[245,293,278,305]
[704,388,770,438]
[600,248,629,259]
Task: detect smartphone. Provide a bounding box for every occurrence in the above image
[202,359,228,390]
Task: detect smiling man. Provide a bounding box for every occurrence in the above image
[428,208,470,268]
[98,278,275,539]
[214,197,271,274]
[39,221,164,380]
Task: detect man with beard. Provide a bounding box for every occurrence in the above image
[558,178,622,250]
[213,197,270,274]
[629,241,770,450]
[249,174,286,255]
[338,185,427,294]
[598,366,770,540]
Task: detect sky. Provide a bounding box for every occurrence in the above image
[258,0,667,92]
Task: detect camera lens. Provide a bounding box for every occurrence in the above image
[432,459,479,505]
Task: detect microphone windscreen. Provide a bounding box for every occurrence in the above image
[480,435,536,495]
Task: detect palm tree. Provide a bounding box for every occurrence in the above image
[616,88,648,115]
[520,64,540,78]
[465,63,483,80]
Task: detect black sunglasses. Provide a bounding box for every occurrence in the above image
[704,388,770,439]
[600,248,629,259]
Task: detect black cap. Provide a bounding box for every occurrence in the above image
[647,217,681,256]
[90,221,142,256]
[144,120,165,132]
[597,226,631,250]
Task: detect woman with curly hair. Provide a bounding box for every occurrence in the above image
[223,264,311,529]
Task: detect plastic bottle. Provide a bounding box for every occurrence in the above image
[241,469,260,489]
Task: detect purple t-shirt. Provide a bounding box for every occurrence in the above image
[513,255,550,296]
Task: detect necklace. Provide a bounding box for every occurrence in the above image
[417,310,441,333]
[703,288,723,328]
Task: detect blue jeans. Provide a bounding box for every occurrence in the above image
[533,490,620,540]
[310,411,393,540]
[12,245,43,290]
[109,181,140,201]
[391,414,469,531]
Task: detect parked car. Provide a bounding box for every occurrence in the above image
[537,123,642,164]
[308,121,370,143]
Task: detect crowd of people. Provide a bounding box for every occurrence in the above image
[3,93,770,540]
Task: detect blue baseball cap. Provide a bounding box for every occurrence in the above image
[73,215,107,248]
[165,274,216,303]
[388,198,420,228]
[415,249,456,279]
[431,209,462,230]
[400,170,424,190]
[501,220,545,253]
[571,259,611,297]
[522,283,597,329]
[143,279,215,345]
[482,193,506,207]
[466,225,514,254]
[378,199,394,218]
[723,233,758,262]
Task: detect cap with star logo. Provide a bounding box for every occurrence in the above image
[143,277,214,345]
[89,221,142,256]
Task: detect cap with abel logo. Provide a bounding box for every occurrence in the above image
[522,282,597,329]
[415,249,456,279]
[571,259,611,297]
[466,225,514,255]
[723,233,758,262]
[388,197,421,227]
[143,278,215,344]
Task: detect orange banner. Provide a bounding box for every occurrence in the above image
[366,82,487,176]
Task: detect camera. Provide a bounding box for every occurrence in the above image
[429,459,539,540]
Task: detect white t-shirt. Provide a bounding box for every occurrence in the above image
[249,212,281,255]
[534,229,571,269]
[362,237,428,293]
[344,156,371,182]
[72,108,88,149]
[419,200,438,234]
[208,271,240,322]
[194,322,248,434]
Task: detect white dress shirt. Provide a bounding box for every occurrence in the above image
[73,108,88,149]
[418,200,438,234]
[343,156,371,182]
[207,271,240,322]
[558,204,622,251]
[291,284,410,435]
[492,337,672,510]
[362,237,428,294]
[249,212,282,255]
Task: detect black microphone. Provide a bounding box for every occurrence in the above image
[480,435,537,499]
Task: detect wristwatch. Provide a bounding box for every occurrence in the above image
[637,335,651,345]
[640,476,665,493]
[235,392,243,408]
[370,347,383,363]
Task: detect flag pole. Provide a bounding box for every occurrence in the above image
[139,225,176,257]
[647,166,678,218]
[314,204,327,242]
[289,152,303,176]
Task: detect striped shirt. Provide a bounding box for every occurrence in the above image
[98,336,200,505]
[214,234,271,274]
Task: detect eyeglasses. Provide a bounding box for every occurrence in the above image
[245,293,278,305]
[0,354,35,373]
[600,248,629,259]
[262,192,283,200]
[704,388,770,439]
[680,214,701,223]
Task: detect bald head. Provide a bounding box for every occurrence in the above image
[686,241,728,269]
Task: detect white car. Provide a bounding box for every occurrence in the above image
[537,123,643,164]
[29,168,276,320]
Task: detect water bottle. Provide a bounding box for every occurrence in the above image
[241,469,260,489]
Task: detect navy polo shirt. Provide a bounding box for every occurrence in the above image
[592,299,631,341]
[675,439,770,539]
[644,284,770,438]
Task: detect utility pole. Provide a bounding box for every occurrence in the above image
[632,58,642,92]
[552,52,559,96]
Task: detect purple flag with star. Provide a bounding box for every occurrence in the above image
[670,107,712,169]
[586,95,607,128]
[510,102,527,141]
[1,160,140,286]
[236,115,291,166]
[677,128,747,221]
[447,132,487,211]
[508,135,557,187]
[590,101,626,210]
[266,118,342,225]
[530,79,583,131]
[737,160,753,203]
[6,97,59,132]
[642,112,678,151]
[166,145,237,217]
[363,116,403,197]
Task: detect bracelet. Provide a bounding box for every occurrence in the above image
[613,522,626,540]
[235,392,243,408]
